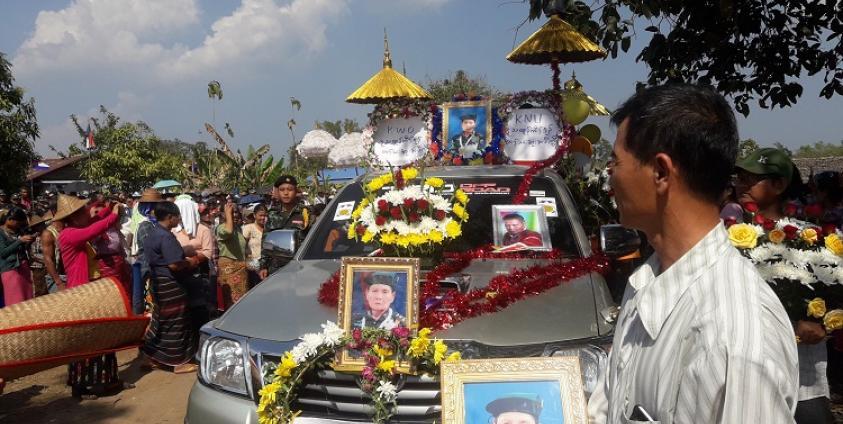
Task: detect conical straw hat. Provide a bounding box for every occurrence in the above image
[53,194,88,222]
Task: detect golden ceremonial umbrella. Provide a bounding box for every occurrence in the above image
[346,31,432,104]
[506,14,606,92]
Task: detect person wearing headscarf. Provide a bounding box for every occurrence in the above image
[172,194,214,330]
[0,207,35,306]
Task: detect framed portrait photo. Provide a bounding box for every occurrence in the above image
[335,256,420,371]
[440,357,588,424]
[442,100,493,159]
[492,205,552,251]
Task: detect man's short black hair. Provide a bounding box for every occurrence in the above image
[611,84,739,203]
[153,201,180,221]
[502,213,525,222]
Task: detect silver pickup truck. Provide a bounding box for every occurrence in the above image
[185,165,635,423]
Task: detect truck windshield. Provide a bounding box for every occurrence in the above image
[302,176,582,260]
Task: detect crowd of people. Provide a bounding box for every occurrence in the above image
[0,175,323,397]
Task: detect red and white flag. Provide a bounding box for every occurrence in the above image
[84,124,96,150]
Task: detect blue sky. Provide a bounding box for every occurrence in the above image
[2,0,842,159]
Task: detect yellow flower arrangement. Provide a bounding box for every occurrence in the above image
[424,177,444,188]
[825,233,843,256]
[807,298,827,319]
[377,358,396,372]
[446,351,462,362]
[401,167,419,181]
[801,228,818,245]
[445,220,462,238]
[351,199,369,220]
[768,229,786,244]
[454,189,469,205]
[274,352,298,379]
[728,223,758,249]
[408,328,432,357]
[429,230,444,243]
[453,204,469,220]
[432,339,448,365]
[361,230,375,243]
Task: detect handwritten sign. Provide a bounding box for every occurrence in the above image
[504,108,560,162]
[372,117,428,166]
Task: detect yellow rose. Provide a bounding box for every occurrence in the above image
[807,298,827,319]
[824,309,843,332]
[825,233,843,256]
[768,229,786,244]
[727,223,758,249]
[424,177,444,188]
[401,167,419,181]
[801,228,819,245]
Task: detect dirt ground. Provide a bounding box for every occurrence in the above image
[0,350,195,424]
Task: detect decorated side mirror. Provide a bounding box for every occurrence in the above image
[263,229,297,258]
[599,224,641,258]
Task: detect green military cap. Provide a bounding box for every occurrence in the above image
[735,148,793,182]
[486,393,543,420]
[460,114,477,122]
[367,272,397,291]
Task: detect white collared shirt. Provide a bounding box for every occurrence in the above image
[588,224,799,423]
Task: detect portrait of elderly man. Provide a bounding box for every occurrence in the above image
[485,393,543,424]
[449,114,487,158]
[500,213,544,248]
[352,272,406,330]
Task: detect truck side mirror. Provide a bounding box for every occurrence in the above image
[262,229,297,258]
[599,224,641,258]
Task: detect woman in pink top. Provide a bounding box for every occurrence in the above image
[52,194,126,399]
[57,198,119,288]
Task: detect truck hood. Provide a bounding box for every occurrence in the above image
[214,258,608,345]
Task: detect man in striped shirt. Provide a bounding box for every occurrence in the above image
[588,84,799,423]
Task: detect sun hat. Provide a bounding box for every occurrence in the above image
[137,188,165,203]
[52,194,89,222]
[28,212,52,227]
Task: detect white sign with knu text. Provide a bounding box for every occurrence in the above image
[504,108,560,162]
[372,117,429,166]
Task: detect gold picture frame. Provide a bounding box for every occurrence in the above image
[440,357,588,424]
[335,256,420,372]
[442,100,494,156]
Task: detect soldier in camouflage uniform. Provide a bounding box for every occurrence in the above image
[258,175,311,279]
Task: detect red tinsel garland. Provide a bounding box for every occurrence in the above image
[318,246,609,331]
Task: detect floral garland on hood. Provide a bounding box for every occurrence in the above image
[726,204,843,332]
[257,322,459,424]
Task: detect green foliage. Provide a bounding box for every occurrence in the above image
[525,0,843,116]
[739,138,761,160]
[0,52,39,192]
[773,142,794,158]
[70,107,186,192]
[315,119,362,139]
[425,70,507,103]
[793,141,843,158]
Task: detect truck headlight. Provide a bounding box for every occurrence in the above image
[551,345,608,398]
[201,337,248,395]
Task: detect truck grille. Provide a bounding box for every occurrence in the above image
[260,355,441,423]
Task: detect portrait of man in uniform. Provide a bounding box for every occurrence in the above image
[443,100,492,160]
[351,271,407,330]
[492,205,551,251]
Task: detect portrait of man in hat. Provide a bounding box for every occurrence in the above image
[485,393,543,424]
[462,379,565,424]
[444,101,492,160]
[351,271,406,330]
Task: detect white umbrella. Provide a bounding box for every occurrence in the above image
[296,130,337,158]
[329,132,369,166]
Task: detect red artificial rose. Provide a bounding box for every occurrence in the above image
[813,227,824,238]
[390,207,402,219]
[391,326,410,339]
[453,156,463,166]
[378,199,389,211]
[753,214,766,225]
[743,202,759,213]
[416,199,430,210]
[409,213,420,223]
[435,210,446,220]
[724,217,737,228]
[822,224,839,237]
[763,219,776,231]
[403,198,415,209]
[805,203,824,218]
[375,216,387,226]
[356,224,366,236]
[783,225,799,239]
[784,203,799,217]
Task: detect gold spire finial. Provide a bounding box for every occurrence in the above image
[383,28,392,68]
